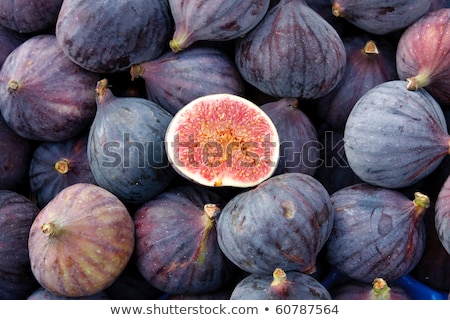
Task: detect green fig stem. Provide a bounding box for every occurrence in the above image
[413,192,430,217]
[197,204,221,265]
[270,268,291,297]
[41,222,58,237]
[271,268,289,287]
[363,40,379,55]
[406,73,431,91]
[371,278,391,299]
[55,158,70,174]
[7,80,19,92]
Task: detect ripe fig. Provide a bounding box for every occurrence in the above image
[55,0,172,73]
[130,46,245,115]
[164,93,280,188]
[217,173,334,275]
[29,133,97,209]
[168,0,270,52]
[326,183,429,283]
[88,79,175,204]
[230,268,332,300]
[435,174,450,255]
[235,0,346,99]
[396,8,450,107]
[330,278,411,300]
[134,185,234,295]
[0,34,98,142]
[331,0,431,35]
[344,80,450,189]
[0,190,40,299]
[28,183,135,297]
[27,287,110,300]
[0,25,27,68]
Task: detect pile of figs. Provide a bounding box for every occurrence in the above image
[0,0,449,300]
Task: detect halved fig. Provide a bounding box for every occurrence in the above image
[164,93,280,188]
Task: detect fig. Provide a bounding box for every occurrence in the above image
[235,0,346,99]
[330,278,411,300]
[134,184,235,295]
[55,0,172,73]
[314,33,398,132]
[164,93,280,188]
[168,0,270,52]
[0,114,33,192]
[0,190,40,299]
[259,98,320,176]
[29,133,97,209]
[435,174,450,255]
[217,172,334,275]
[396,8,450,107]
[130,46,245,115]
[0,25,27,68]
[230,268,332,300]
[27,287,110,300]
[0,0,63,33]
[0,34,98,142]
[344,80,450,189]
[326,183,429,283]
[88,79,175,204]
[28,183,135,297]
[331,0,431,35]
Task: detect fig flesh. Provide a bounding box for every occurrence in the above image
[165,93,280,188]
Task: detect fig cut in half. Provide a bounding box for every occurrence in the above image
[165,93,280,188]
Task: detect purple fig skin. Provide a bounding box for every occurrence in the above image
[0,34,98,142]
[235,0,346,99]
[0,25,27,68]
[429,0,450,11]
[331,278,411,300]
[230,268,332,300]
[217,172,334,275]
[168,0,270,52]
[344,80,450,189]
[331,0,431,35]
[326,183,429,283]
[314,33,398,132]
[260,98,320,176]
[396,9,450,107]
[134,185,234,295]
[56,0,172,73]
[27,287,110,300]
[0,0,63,33]
[435,175,450,255]
[130,46,245,115]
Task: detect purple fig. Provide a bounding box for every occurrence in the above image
[435,174,450,255]
[331,278,411,300]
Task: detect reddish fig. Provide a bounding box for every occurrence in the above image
[435,174,450,255]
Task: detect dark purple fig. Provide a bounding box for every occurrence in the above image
[314,33,398,132]
[0,0,63,33]
[0,115,33,192]
[168,0,270,52]
[217,172,334,275]
[27,287,110,300]
[326,183,429,283]
[344,80,450,189]
[0,190,40,299]
[304,0,354,36]
[230,268,332,300]
[130,46,245,115]
[429,0,450,11]
[331,0,431,35]
[235,0,346,99]
[29,133,97,209]
[331,278,411,300]
[0,25,27,68]
[55,0,172,73]
[396,9,450,107]
[0,34,98,142]
[88,79,175,205]
[134,185,235,295]
[260,98,320,176]
[28,183,135,298]
[435,174,450,255]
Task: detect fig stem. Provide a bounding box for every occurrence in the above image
[130,64,144,81]
[197,204,221,265]
[271,268,288,287]
[55,158,70,174]
[406,73,430,91]
[413,192,430,217]
[371,278,391,299]
[41,222,57,237]
[331,3,343,17]
[363,40,379,55]
[7,80,19,92]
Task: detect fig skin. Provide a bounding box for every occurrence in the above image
[331,0,431,35]
[0,25,27,68]
[29,133,97,209]
[56,0,173,73]
[0,34,98,142]
[326,183,429,284]
[130,46,245,115]
[168,0,271,52]
[230,268,332,300]
[344,80,450,189]
[217,172,334,275]
[28,183,135,298]
[396,8,450,107]
[235,0,346,99]
[134,185,235,295]
[435,174,450,255]
[0,190,40,299]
